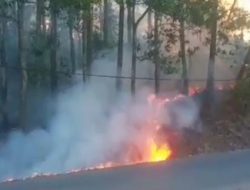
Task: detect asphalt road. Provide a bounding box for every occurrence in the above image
[1,150,250,190]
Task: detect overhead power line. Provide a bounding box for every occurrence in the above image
[0,65,236,82]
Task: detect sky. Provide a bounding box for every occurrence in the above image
[238,0,250,10]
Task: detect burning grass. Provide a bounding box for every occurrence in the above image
[1,89,204,183]
[88,94,176,169]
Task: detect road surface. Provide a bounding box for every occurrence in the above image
[1,150,250,190]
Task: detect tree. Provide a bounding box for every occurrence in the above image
[145,0,190,95]
[126,0,132,44]
[0,0,8,130]
[55,0,101,82]
[147,7,152,35]
[50,0,58,93]
[17,0,28,130]
[103,0,110,46]
[116,0,125,91]
[36,0,45,34]
[130,0,136,94]
[206,0,219,100]
[154,11,160,94]
[82,11,87,82]
[179,1,188,95]
[224,7,250,80]
[68,7,76,74]
[131,1,149,95]
[86,3,93,78]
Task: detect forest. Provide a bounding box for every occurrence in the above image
[0,0,250,181]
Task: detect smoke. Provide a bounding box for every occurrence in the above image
[0,50,200,182]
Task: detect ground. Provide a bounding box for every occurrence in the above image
[200,115,250,153]
[1,149,250,190]
[171,88,250,158]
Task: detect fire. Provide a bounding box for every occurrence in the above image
[145,95,173,163]
[149,139,172,162]
[4,94,175,183]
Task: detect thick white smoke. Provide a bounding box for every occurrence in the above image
[0,50,200,182]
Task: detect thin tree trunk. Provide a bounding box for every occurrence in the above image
[126,0,132,44]
[116,0,124,91]
[130,5,149,95]
[154,12,160,94]
[36,0,44,34]
[36,0,45,83]
[179,18,188,95]
[17,0,28,130]
[0,15,8,130]
[206,0,218,117]
[78,32,82,68]
[68,9,76,74]
[50,1,58,93]
[41,0,46,33]
[206,0,218,96]
[82,13,87,82]
[86,4,93,79]
[103,0,109,46]
[131,0,136,95]
[227,0,237,23]
[148,8,152,34]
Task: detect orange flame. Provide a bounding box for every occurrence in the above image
[149,139,172,162]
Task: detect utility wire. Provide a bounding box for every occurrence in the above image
[0,65,236,82]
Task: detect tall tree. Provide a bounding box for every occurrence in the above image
[50,0,58,93]
[103,0,110,46]
[147,8,152,34]
[0,1,8,130]
[126,0,132,44]
[154,11,160,94]
[131,4,149,95]
[82,11,87,82]
[130,0,136,94]
[86,2,93,79]
[36,0,45,34]
[206,0,219,99]
[68,8,76,74]
[17,0,28,130]
[116,0,125,91]
[179,2,188,95]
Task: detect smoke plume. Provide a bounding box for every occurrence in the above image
[0,51,200,182]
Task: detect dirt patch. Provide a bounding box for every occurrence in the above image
[199,116,250,153]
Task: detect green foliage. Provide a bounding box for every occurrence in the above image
[187,0,214,27]
[0,0,15,20]
[146,0,178,15]
[139,18,180,75]
[160,57,179,75]
[223,8,250,31]
[145,0,214,24]
[53,0,101,10]
[0,0,15,10]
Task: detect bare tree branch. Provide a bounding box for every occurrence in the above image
[227,0,237,23]
[135,7,150,28]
